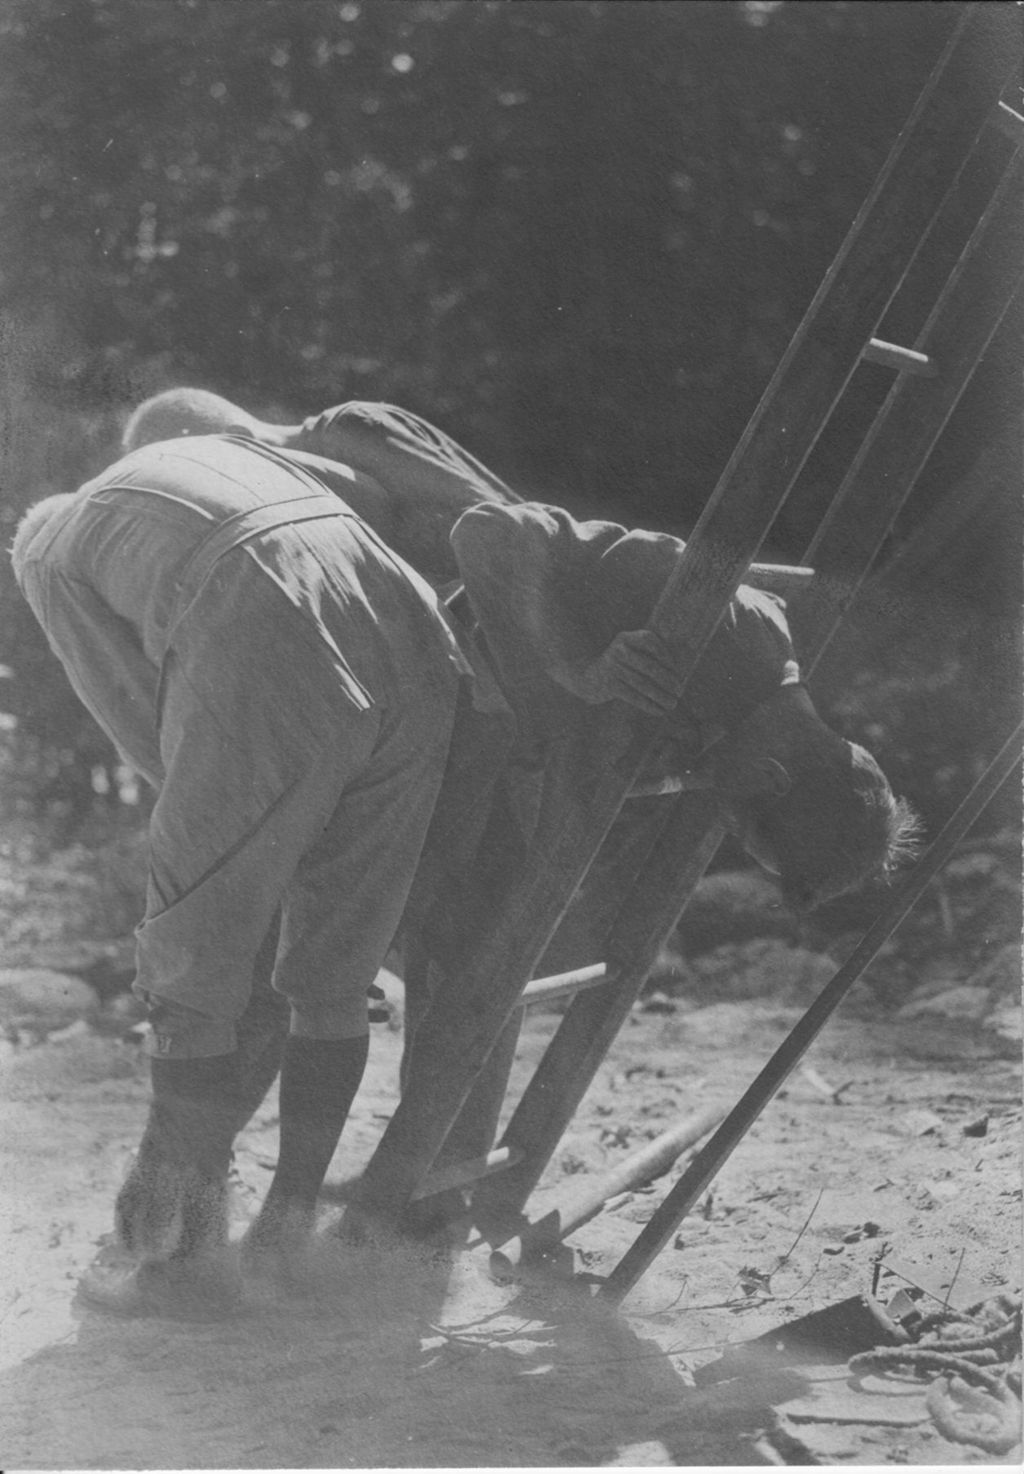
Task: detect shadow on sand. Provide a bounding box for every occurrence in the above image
[0,1222,813,1469]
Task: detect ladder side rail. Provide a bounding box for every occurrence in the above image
[447,217,1023,1230]
[357,393,834,1225]
[472,126,1021,1102]
[601,722,1024,1303]
[432,793,685,1196]
[471,161,1024,1230]
[472,197,1024,1230]
[474,799,724,1230]
[357,725,656,1218]
[649,4,1018,669]
[878,360,1018,590]
[472,203,1021,1215]
[474,201,1021,1217]
[357,413,879,1228]
[469,13,1020,1228]
[805,138,1023,564]
[498,144,1024,1256]
[800,153,1024,673]
[436,575,807,1174]
[535,791,688,980]
[871,106,1017,355]
[355,5,1014,1222]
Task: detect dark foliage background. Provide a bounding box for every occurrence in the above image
[0,0,1019,850]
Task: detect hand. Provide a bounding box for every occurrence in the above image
[558,629,685,714]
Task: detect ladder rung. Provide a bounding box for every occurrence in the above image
[745,562,814,594]
[994,100,1024,147]
[411,1145,525,1201]
[863,337,939,376]
[519,962,612,1007]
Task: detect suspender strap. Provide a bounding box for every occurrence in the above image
[88,480,360,627]
[170,494,359,612]
[86,475,474,711]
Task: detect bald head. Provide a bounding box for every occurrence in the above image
[122,389,295,452]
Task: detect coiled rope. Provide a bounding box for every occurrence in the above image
[850,1294,1021,1455]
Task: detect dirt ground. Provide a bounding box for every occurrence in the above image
[0,967,1020,1471]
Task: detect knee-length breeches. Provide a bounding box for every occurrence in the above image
[137,571,458,1054]
[14,481,460,1057]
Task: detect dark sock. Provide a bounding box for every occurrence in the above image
[260,1034,369,1221]
[232,1022,288,1135]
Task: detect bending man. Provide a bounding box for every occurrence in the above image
[11,431,470,1313]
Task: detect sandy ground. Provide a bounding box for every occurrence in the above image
[0,982,1020,1470]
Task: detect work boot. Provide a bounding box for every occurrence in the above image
[84,1053,244,1318]
[115,1054,241,1252]
[81,1254,241,1320]
[80,1182,243,1320]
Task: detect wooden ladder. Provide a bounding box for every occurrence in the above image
[356,4,1023,1250]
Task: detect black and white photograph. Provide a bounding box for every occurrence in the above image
[0,1,1021,1467]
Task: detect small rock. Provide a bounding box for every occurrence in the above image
[962,1114,989,1137]
[0,968,99,1028]
[841,1221,883,1244]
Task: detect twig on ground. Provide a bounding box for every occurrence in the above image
[775,1186,824,1274]
[942,1245,967,1315]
